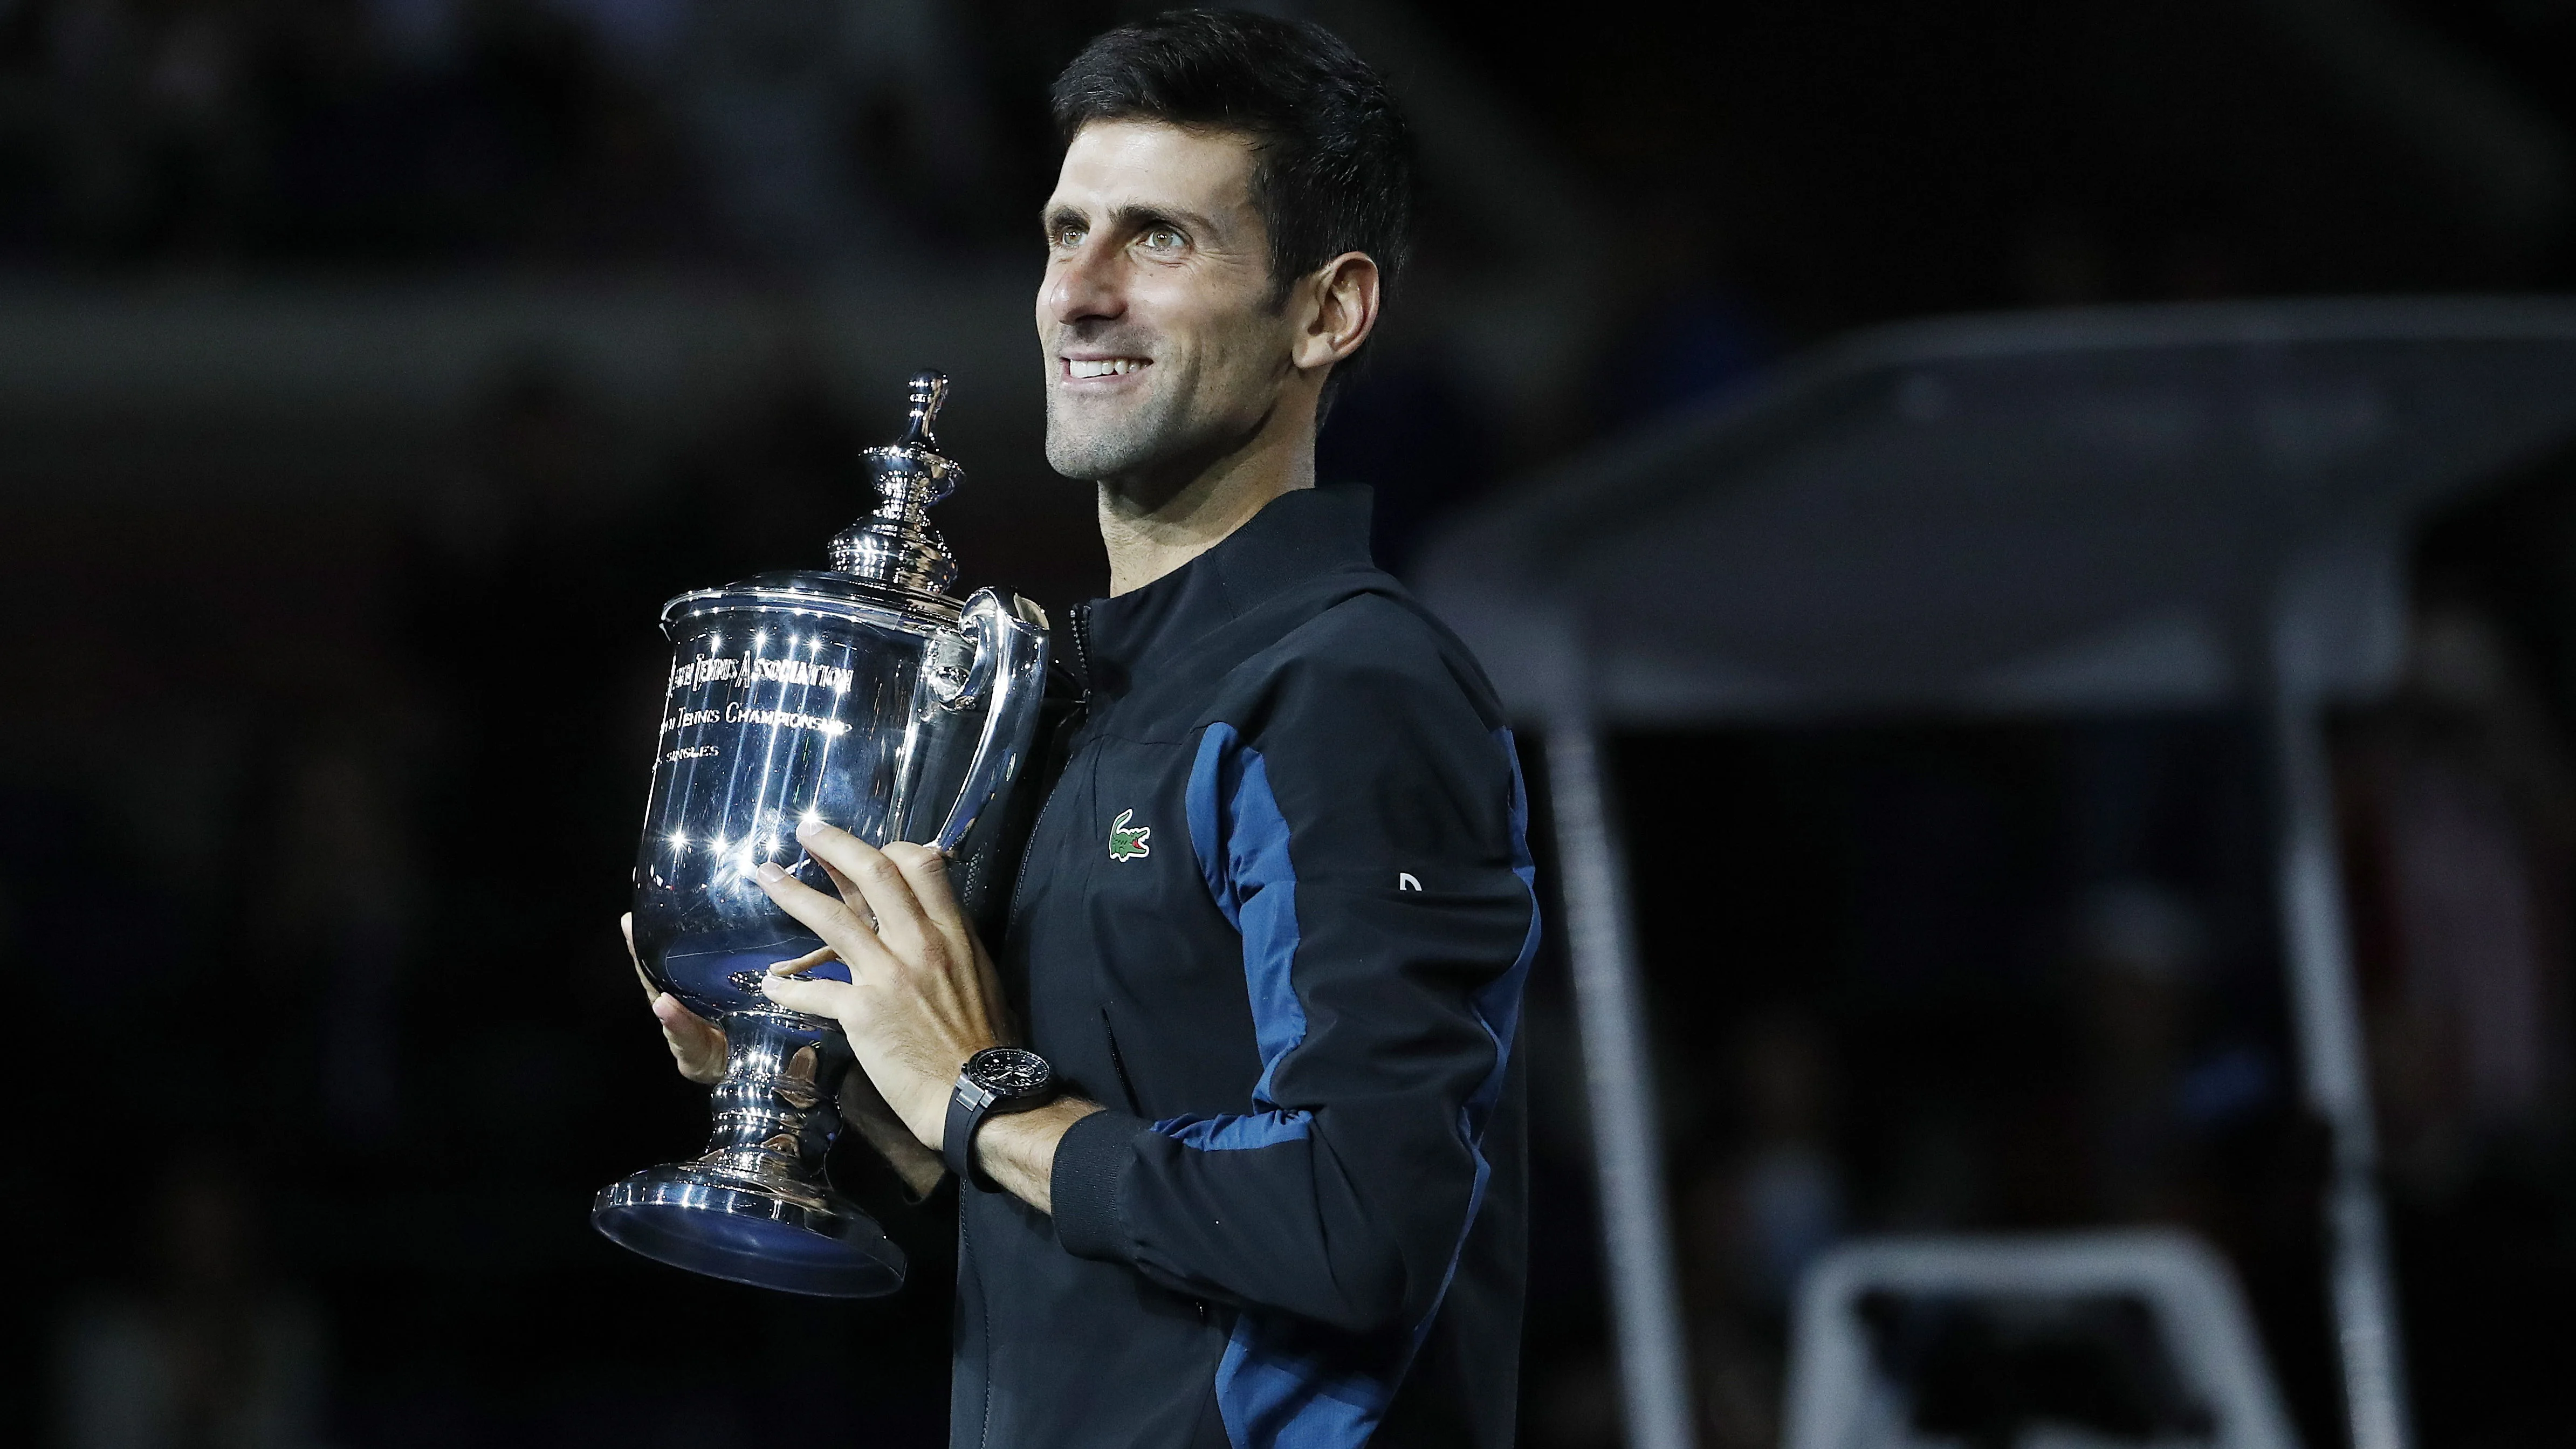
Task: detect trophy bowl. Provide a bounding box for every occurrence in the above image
[592,372,1048,1297]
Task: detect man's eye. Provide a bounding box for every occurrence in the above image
[1053,226,1084,248]
[1141,227,1183,251]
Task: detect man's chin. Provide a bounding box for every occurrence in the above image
[1044,407,1166,483]
[1044,430,1149,483]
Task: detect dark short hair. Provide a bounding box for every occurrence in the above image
[1051,10,1416,398]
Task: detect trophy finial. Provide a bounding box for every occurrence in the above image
[829,369,964,598]
[901,371,948,448]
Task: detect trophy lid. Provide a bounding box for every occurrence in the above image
[661,371,970,635]
[828,370,963,599]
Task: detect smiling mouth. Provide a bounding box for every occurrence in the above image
[1066,357,1149,379]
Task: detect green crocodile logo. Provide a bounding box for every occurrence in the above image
[1108,809,1152,863]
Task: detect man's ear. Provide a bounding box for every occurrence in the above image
[1289,252,1381,375]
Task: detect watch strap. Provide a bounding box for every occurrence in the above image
[944,1076,997,1191]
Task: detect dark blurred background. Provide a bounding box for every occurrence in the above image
[8,2,2576,1447]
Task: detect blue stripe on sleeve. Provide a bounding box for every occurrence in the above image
[1400,727,1543,1369]
[1184,722,1308,1110]
[1216,1327,1384,1449]
[1179,723,1543,1449]
[1467,726,1541,1136]
[1150,1110,1315,1151]
[1186,723,1234,910]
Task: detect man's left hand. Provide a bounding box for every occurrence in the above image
[752,819,1008,1154]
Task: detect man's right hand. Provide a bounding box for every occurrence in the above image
[622,913,944,1197]
[626,913,726,1084]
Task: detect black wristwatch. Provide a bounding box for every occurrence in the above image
[944,1046,1056,1190]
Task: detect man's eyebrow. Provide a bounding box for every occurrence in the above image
[1039,201,1226,242]
[1108,203,1220,239]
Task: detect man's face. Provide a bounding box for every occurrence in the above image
[1038,120,1294,486]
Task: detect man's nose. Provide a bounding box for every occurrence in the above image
[1044,242,1125,326]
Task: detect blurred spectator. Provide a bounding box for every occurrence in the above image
[248,718,423,1146]
[418,351,615,563]
[2070,878,2207,1222]
[1674,1007,1845,1449]
[2006,208,2257,308]
[268,0,702,264]
[1528,1352,1620,1449]
[2058,709,2290,1229]
[1317,346,1494,574]
[57,1151,327,1449]
[0,0,709,269]
[2156,223,2253,301]
[1589,190,1771,435]
[389,355,656,1184]
[662,0,996,265]
[649,337,871,585]
[0,0,266,262]
[2340,593,2576,1199]
[2009,209,2112,307]
[1725,1008,1845,1307]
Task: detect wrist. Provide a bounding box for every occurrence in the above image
[940,1046,1060,1192]
[898,1073,954,1150]
[910,1041,1009,1143]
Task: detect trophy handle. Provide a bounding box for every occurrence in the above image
[931,588,1050,852]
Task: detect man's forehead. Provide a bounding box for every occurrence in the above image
[1048,120,1258,217]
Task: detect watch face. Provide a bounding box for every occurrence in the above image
[966,1047,1053,1100]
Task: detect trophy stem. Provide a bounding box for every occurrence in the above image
[700,1004,848,1183]
[592,1005,906,1297]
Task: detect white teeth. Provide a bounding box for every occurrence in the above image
[1069,358,1145,378]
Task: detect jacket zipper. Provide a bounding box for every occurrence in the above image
[1070,595,1096,685]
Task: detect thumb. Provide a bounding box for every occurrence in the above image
[760,965,856,1022]
[623,914,658,1005]
[652,992,727,1083]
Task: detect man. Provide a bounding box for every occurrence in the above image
[633,12,1537,1447]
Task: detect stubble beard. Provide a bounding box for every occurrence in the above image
[1042,367,1197,487]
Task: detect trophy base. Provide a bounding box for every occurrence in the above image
[592,1162,906,1298]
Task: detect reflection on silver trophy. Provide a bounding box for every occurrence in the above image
[592,371,1049,1296]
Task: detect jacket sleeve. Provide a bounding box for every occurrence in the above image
[1048,636,1540,1336]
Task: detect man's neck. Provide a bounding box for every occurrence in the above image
[1095,402,1317,597]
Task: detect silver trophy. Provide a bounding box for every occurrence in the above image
[593,371,1048,1296]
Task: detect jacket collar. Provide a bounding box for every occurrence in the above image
[1074,484,1377,697]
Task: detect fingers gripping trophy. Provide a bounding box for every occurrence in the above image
[593,372,1048,1296]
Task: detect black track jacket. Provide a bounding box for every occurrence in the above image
[956,486,1537,1449]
